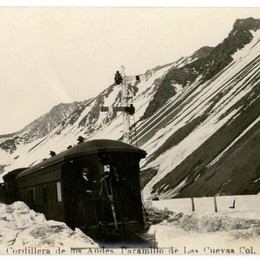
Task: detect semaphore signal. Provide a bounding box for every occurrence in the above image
[101,66,147,144]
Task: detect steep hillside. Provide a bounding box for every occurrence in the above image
[140,18,260,199]
[143,18,260,120]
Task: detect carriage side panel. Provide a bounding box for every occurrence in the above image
[16,164,66,222]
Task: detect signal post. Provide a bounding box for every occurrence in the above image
[101,66,145,144]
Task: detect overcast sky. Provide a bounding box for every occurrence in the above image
[0,7,260,135]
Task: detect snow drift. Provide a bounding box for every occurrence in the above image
[145,196,260,254]
[0,201,97,252]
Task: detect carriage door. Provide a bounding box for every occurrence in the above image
[99,161,123,229]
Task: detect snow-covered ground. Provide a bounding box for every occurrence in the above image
[146,195,260,254]
[0,201,97,254]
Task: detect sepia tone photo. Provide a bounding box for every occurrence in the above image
[0,5,260,255]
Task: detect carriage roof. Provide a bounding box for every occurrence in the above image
[3,168,28,181]
[16,139,146,180]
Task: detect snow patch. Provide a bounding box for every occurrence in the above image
[147,195,260,251]
[0,201,97,249]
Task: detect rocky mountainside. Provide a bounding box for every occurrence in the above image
[142,18,259,120]
[1,18,260,200]
[0,102,85,154]
[139,18,260,199]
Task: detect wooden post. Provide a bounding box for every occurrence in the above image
[214,196,218,212]
[191,197,195,212]
[121,66,131,144]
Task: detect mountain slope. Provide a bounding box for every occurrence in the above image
[0,102,85,154]
[142,18,259,120]
[0,60,187,176]
[140,18,260,199]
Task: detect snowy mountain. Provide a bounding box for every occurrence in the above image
[140,17,260,199]
[0,58,188,175]
[0,102,85,152]
[1,17,260,200]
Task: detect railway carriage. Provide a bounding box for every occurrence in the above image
[1,139,147,242]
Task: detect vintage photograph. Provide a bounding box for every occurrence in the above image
[0,4,260,255]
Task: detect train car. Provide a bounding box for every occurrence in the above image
[6,139,146,243]
[2,168,27,204]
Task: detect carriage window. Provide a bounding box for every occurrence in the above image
[27,188,34,203]
[56,181,62,202]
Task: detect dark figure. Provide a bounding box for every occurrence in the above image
[76,167,98,227]
[81,167,97,193]
[152,196,159,201]
[77,136,85,144]
[114,71,123,85]
[50,151,56,157]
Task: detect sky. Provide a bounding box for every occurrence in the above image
[0,6,260,135]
